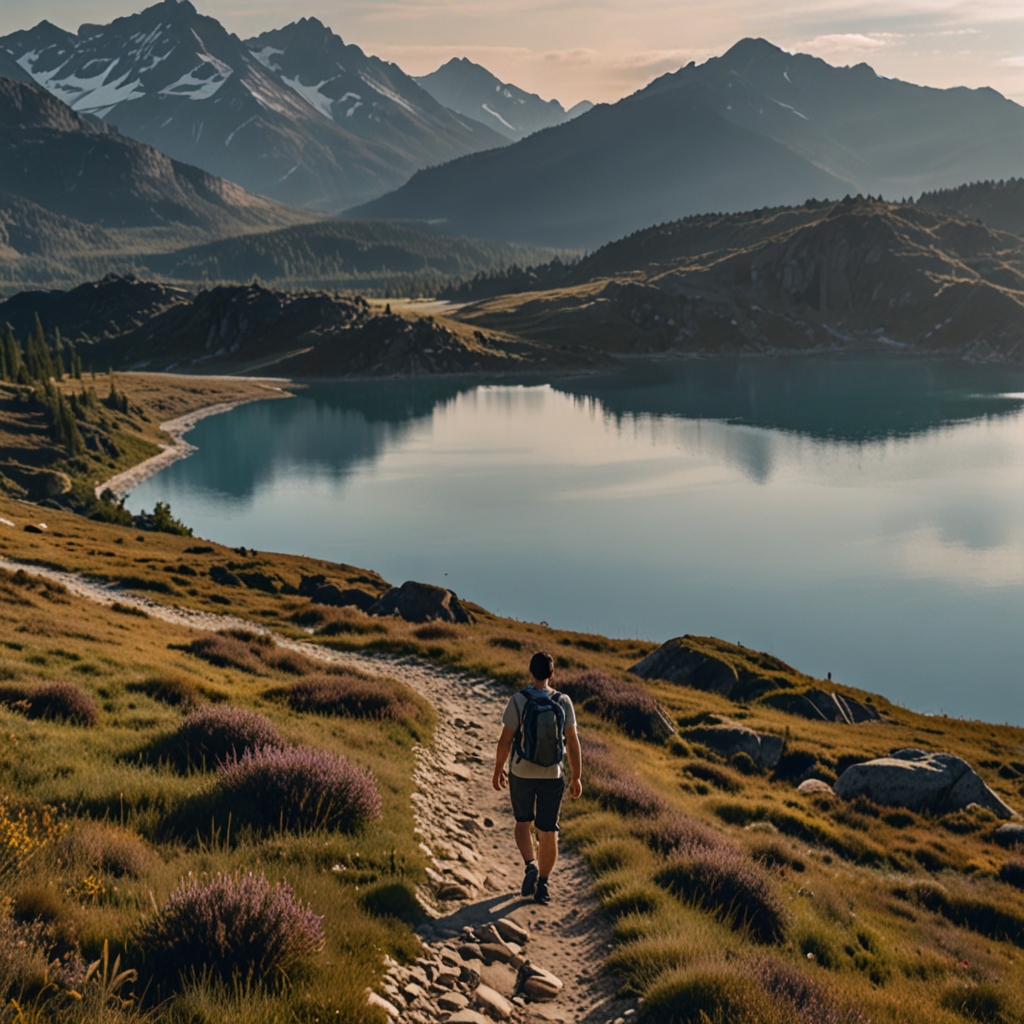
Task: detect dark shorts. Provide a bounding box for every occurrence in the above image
[509,774,565,833]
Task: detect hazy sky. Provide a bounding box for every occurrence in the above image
[4,0,1024,108]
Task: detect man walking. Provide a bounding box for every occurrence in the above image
[492,651,583,905]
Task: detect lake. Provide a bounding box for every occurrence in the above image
[126,356,1024,725]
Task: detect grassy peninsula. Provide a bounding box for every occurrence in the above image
[0,379,1023,1024]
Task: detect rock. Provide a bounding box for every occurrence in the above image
[478,943,515,965]
[460,959,484,987]
[762,689,880,724]
[994,823,1024,847]
[472,923,508,947]
[439,991,470,1011]
[448,1011,491,1024]
[682,716,783,769]
[493,919,530,945]
[436,970,461,988]
[629,638,741,695]
[478,962,518,996]
[439,947,462,967]
[474,984,514,1020]
[23,523,45,533]
[835,749,1015,819]
[517,965,563,1002]
[797,779,834,795]
[458,944,481,961]
[299,574,376,611]
[367,991,401,1018]
[437,882,472,901]
[369,580,474,624]
[403,983,427,1002]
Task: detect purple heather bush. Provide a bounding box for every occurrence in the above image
[173,705,284,770]
[580,736,667,817]
[182,634,267,675]
[635,811,734,859]
[280,672,420,724]
[0,681,98,725]
[559,670,671,741]
[217,745,382,833]
[139,871,324,988]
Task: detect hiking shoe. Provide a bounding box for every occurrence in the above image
[521,861,539,897]
[534,877,550,905]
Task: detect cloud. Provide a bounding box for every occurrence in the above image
[796,32,900,57]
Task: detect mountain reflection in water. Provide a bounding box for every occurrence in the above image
[126,356,1024,724]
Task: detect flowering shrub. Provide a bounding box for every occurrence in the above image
[57,820,152,878]
[654,848,786,944]
[581,736,667,817]
[139,871,324,987]
[126,673,201,709]
[217,745,382,833]
[0,681,98,725]
[635,811,732,858]
[280,673,420,723]
[0,797,65,891]
[172,706,284,771]
[560,670,672,740]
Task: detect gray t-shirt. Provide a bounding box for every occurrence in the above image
[501,687,576,779]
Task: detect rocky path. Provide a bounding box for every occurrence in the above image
[0,559,638,1024]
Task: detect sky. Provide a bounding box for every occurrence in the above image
[4,0,1024,108]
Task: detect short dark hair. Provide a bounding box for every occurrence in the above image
[529,651,554,681]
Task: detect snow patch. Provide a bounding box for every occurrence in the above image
[359,71,416,114]
[270,164,298,185]
[250,45,284,71]
[772,97,808,120]
[481,103,515,130]
[224,115,257,145]
[346,101,362,116]
[281,74,338,119]
[160,51,233,100]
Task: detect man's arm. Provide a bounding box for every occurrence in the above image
[493,725,515,791]
[566,725,582,798]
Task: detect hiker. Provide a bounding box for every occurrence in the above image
[492,651,582,905]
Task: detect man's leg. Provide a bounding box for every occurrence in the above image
[515,820,536,863]
[537,829,558,877]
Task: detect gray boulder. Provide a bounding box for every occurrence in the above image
[630,639,739,695]
[797,778,834,795]
[682,716,783,769]
[994,823,1024,847]
[299,574,376,611]
[370,580,474,624]
[763,689,880,724]
[835,749,1015,819]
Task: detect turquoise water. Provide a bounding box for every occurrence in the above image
[126,356,1024,724]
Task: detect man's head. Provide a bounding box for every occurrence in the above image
[529,651,554,683]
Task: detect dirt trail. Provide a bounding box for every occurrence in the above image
[0,558,636,1024]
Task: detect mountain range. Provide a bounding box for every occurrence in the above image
[414,58,591,141]
[0,1,506,212]
[352,38,1024,247]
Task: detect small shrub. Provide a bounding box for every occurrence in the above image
[895,880,1024,945]
[111,601,148,617]
[643,966,785,1024]
[582,736,666,817]
[749,839,805,873]
[359,881,425,925]
[217,745,382,833]
[413,623,460,641]
[0,681,98,725]
[685,762,743,793]
[796,926,841,969]
[489,636,522,651]
[730,751,759,775]
[635,812,733,858]
[586,839,646,874]
[940,983,1018,1024]
[127,673,201,709]
[275,673,421,724]
[559,670,672,741]
[1000,861,1024,890]
[771,750,820,782]
[0,914,84,1002]
[138,871,324,989]
[56,820,152,878]
[601,882,664,919]
[308,607,388,636]
[654,850,786,943]
[171,706,284,770]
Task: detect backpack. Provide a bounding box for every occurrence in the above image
[513,688,567,768]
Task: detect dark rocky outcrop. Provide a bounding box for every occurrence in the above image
[628,635,804,702]
[209,565,242,587]
[994,823,1024,847]
[370,581,474,624]
[834,749,1015,819]
[681,715,783,769]
[762,689,880,724]
[299,574,376,612]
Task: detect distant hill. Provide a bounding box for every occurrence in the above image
[0,2,505,212]
[414,58,591,140]
[917,179,1024,236]
[0,76,310,235]
[452,198,1024,363]
[141,220,566,290]
[351,38,1024,248]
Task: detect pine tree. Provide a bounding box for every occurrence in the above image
[52,327,65,381]
[67,339,82,379]
[2,325,24,383]
[0,332,6,382]
[25,313,54,382]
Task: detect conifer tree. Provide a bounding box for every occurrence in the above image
[25,313,54,382]
[0,333,6,382]
[52,327,65,381]
[66,339,82,379]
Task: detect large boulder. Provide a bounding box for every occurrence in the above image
[682,716,783,768]
[762,689,880,724]
[835,749,1015,819]
[299,574,376,611]
[370,581,474,624]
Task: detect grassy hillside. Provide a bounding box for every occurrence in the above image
[0,495,1022,1023]
[453,197,1024,362]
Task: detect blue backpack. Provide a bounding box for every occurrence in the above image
[513,688,567,768]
